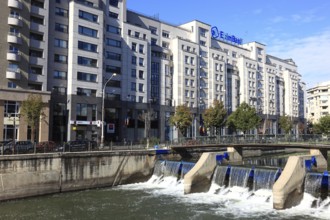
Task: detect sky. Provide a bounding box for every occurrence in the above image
[127,0,330,89]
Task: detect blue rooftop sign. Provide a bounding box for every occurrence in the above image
[211,26,243,45]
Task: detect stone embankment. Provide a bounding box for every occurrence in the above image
[0,151,156,201]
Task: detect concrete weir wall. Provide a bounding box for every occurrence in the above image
[184,152,219,194]
[0,152,156,201]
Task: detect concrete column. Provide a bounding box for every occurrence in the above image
[227,146,243,162]
[273,155,310,210]
[310,149,328,171]
[184,152,219,194]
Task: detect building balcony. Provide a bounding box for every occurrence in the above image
[8,15,23,27]
[8,0,22,9]
[6,69,21,80]
[30,22,46,33]
[31,5,46,16]
[7,33,22,44]
[30,39,45,48]
[29,56,45,65]
[7,51,21,61]
[28,72,44,82]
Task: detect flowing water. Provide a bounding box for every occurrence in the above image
[0,161,329,220]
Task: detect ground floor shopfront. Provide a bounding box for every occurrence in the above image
[0,89,50,142]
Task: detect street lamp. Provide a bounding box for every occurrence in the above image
[100,73,116,148]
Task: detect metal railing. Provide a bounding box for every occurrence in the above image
[172,134,330,146]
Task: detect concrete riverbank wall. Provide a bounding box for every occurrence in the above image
[0,151,156,201]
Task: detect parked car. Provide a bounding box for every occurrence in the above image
[3,141,34,154]
[36,141,57,153]
[63,140,96,152]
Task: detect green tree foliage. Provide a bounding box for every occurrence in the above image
[313,115,330,135]
[169,105,193,137]
[20,94,45,143]
[226,102,261,134]
[203,100,227,135]
[278,115,293,134]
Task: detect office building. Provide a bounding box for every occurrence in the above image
[307,81,330,124]
[0,0,306,143]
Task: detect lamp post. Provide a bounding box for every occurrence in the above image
[100,73,116,148]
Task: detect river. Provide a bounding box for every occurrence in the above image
[0,173,329,220]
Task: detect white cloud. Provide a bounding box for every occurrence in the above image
[270,16,286,23]
[267,29,330,88]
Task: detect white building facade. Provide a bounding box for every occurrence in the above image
[307,82,330,124]
[0,0,306,143]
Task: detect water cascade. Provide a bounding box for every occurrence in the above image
[304,171,329,206]
[180,162,196,179]
[253,168,281,191]
[152,160,196,179]
[228,166,252,188]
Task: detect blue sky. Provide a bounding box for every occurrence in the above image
[127,0,330,88]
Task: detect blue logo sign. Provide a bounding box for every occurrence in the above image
[211,26,243,45]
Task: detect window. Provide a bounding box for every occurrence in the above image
[78,41,97,52]
[30,16,44,25]
[109,0,119,7]
[106,65,121,74]
[150,26,157,35]
[8,63,19,72]
[185,79,189,86]
[185,56,189,64]
[109,11,118,19]
[185,67,189,76]
[55,7,68,17]
[77,72,97,82]
[138,70,144,79]
[56,0,61,3]
[162,31,169,38]
[77,88,96,97]
[8,82,17,88]
[55,23,68,33]
[190,57,194,65]
[131,82,136,91]
[53,70,67,79]
[131,69,136,78]
[30,32,43,41]
[151,38,157,45]
[53,86,66,95]
[78,56,97,67]
[132,56,137,65]
[54,38,68,48]
[54,54,67,63]
[106,52,121,61]
[29,49,43,58]
[232,52,237,58]
[107,25,121,34]
[106,38,121,47]
[131,42,136,51]
[79,10,98,22]
[78,25,98,38]
[139,44,144,53]
[76,103,87,120]
[138,83,144,92]
[200,40,206,46]
[190,80,195,87]
[134,32,140,38]
[190,69,195,76]
[139,58,144,66]
[138,96,143,103]
[185,90,189,98]
[162,41,169,48]
[30,66,42,75]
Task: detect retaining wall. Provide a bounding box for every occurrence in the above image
[0,151,156,201]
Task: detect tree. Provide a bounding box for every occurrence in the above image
[203,100,227,136]
[226,102,261,134]
[313,115,330,135]
[20,94,45,143]
[278,115,293,134]
[169,105,193,137]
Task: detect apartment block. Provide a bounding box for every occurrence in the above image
[307,82,330,124]
[0,0,306,144]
